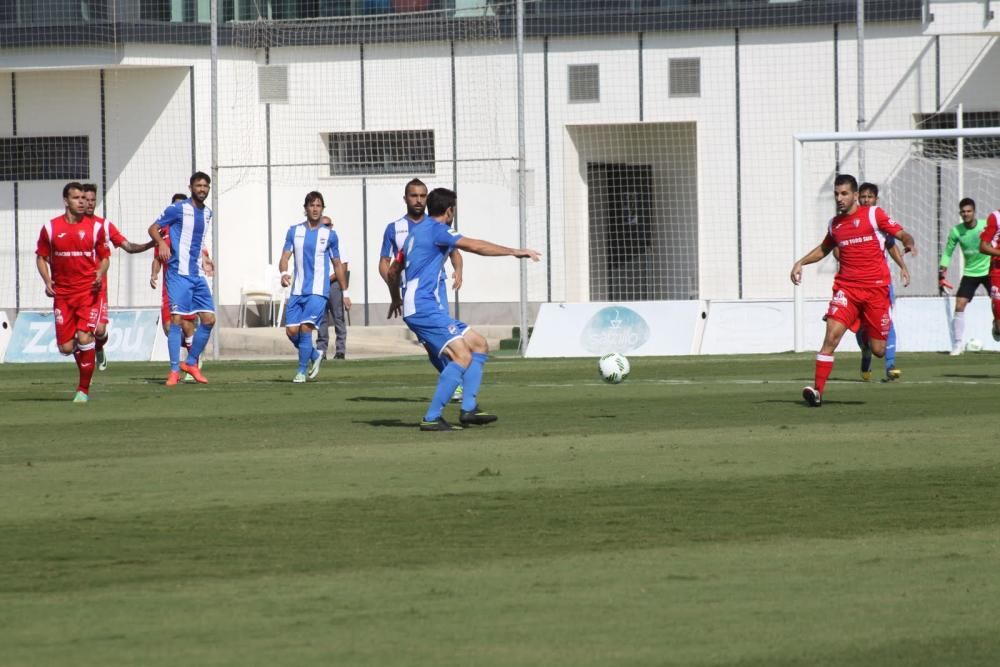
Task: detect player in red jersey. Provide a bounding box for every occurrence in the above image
[81,183,156,371]
[35,182,112,403]
[976,207,1000,342]
[790,174,917,407]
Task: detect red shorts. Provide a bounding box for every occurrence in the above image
[161,286,197,325]
[53,291,101,346]
[825,283,891,341]
[990,273,1000,319]
[97,291,109,325]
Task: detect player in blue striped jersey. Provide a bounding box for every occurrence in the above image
[278,191,350,383]
[149,171,216,386]
[387,187,540,431]
[379,179,464,381]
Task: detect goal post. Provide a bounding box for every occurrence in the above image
[792,126,1000,352]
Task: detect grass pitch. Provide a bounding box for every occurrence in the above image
[2,353,1000,666]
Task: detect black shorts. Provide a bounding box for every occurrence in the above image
[957,274,991,300]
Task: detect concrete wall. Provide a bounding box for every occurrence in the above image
[2,22,999,320]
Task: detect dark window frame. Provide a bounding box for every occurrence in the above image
[326,129,436,176]
[0,136,90,182]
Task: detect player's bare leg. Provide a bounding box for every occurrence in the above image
[804,318,851,407]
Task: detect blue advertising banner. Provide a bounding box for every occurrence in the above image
[4,310,161,363]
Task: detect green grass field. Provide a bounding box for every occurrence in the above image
[2,353,1000,666]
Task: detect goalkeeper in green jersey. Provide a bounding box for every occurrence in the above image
[939,198,991,355]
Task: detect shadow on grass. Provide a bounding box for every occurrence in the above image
[941,374,994,380]
[348,396,428,403]
[357,418,420,428]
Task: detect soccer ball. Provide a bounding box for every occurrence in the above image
[966,338,984,352]
[598,352,630,384]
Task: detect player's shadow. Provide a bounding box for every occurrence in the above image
[8,397,73,402]
[755,399,866,406]
[348,396,428,403]
[357,418,420,428]
[942,373,993,379]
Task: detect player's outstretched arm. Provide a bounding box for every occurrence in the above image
[979,239,1000,257]
[149,223,170,263]
[455,237,541,261]
[790,242,832,285]
[894,230,917,256]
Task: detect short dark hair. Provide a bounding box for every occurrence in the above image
[404,178,426,194]
[190,171,211,185]
[859,182,878,196]
[81,183,98,194]
[426,187,457,217]
[304,191,325,208]
[959,197,976,210]
[834,174,858,192]
[171,193,188,203]
[62,181,84,199]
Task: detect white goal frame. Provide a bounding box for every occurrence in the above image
[792,126,1000,352]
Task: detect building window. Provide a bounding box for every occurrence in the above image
[0,136,89,182]
[326,130,435,176]
[916,111,1000,159]
[669,58,700,98]
[568,64,600,103]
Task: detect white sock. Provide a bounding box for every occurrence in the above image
[185,335,194,347]
[952,311,965,346]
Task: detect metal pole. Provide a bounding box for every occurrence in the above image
[210,0,221,360]
[856,0,866,179]
[956,103,964,200]
[793,138,804,353]
[516,0,529,355]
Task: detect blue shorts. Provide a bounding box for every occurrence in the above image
[166,273,214,316]
[888,283,895,306]
[404,311,469,359]
[285,294,328,328]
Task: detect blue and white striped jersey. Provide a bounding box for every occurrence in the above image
[155,199,213,278]
[283,221,341,297]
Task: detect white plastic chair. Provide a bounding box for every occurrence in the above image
[238,264,287,327]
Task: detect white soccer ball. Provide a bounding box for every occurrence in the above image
[598,352,630,384]
[966,338,984,352]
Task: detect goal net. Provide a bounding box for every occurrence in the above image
[793,126,1000,351]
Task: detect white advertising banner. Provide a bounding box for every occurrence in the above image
[525,301,705,358]
[3,310,161,363]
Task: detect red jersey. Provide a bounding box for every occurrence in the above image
[36,215,110,297]
[823,205,903,288]
[978,210,1000,274]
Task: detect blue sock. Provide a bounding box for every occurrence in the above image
[461,352,488,411]
[297,331,313,374]
[187,322,213,363]
[857,330,872,372]
[425,362,465,422]
[885,324,897,370]
[168,324,182,372]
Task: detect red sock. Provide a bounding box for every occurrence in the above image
[815,354,834,394]
[95,333,108,352]
[75,342,97,394]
